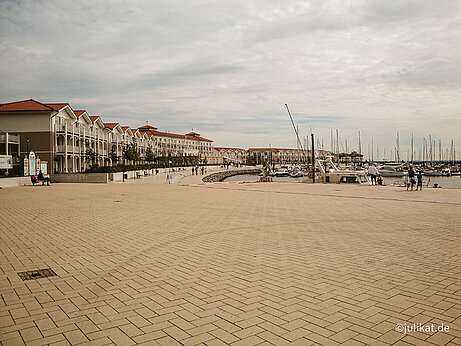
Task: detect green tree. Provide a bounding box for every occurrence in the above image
[108,148,118,164]
[85,148,99,167]
[123,144,141,163]
[145,147,155,163]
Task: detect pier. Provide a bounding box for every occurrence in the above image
[0,181,460,344]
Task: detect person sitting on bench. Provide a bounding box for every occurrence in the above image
[37,171,51,186]
[30,175,39,185]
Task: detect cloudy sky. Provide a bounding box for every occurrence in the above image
[1,0,460,159]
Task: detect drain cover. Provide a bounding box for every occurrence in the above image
[17,268,57,281]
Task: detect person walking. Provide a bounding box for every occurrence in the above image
[416,170,423,191]
[368,163,378,185]
[407,165,416,191]
[192,167,194,175]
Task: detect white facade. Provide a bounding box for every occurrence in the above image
[0,100,215,173]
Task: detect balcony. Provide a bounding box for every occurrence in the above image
[54,125,66,133]
[0,133,20,144]
[56,145,80,153]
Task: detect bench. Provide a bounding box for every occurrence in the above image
[31,176,51,186]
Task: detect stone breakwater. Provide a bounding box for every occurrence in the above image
[202,168,262,183]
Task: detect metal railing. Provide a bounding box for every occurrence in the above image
[0,134,20,143]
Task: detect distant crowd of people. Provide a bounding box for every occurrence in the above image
[191,166,207,175]
[405,165,423,191]
[367,163,423,190]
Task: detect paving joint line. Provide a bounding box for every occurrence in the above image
[188,185,461,206]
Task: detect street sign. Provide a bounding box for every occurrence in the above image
[0,155,13,169]
[23,158,29,176]
[28,151,37,176]
[40,162,48,175]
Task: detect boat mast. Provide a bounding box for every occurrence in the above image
[429,134,432,164]
[285,104,307,163]
[411,133,414,163]
[358,130,362,155]
[424,137,427,164]
[336,129,339,162]
[377,142,379,162]
[439,139,442,162]
[371,137,374,161]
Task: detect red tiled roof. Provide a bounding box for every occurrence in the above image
[1,99,214,142]
[248,148,307,152]
[74,110,87,117]
[189,135,213,142]
[186,131,200,136]
[0,99,57,112]
[138,125,158,131]
[214,147,245,151]
[45,103,71,111]
[120,126,130,131]
[156,131,185,139]
[143,130,176,139]
[140,129,213,142]
[104,123,120,130]
[89,116,102,123]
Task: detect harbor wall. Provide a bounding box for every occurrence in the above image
[51,173,109,184]
[202,168,261,183]
[0,176,34,188]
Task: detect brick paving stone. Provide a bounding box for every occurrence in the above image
[340,339,365,346]
[181,332,215,345]
[425,332,455,345]
[35,317,58,332]
[0,331,22,343]
[163,325,191,341]
[132,330,166,344]
[329,329,359,343]
[2,337,26,346]
[27,334,67,346]
[19,326,43,342]
[230,335,264,346]
[63,329,89,344]
[154,335,182,345]
[0,182,460,345]
[209,328,239,344]
[305,332,339,345]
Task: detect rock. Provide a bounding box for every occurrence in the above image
[202,168,262,183]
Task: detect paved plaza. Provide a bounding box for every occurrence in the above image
[0,179,460,345]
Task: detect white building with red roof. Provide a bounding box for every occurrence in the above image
[213,147,247,164]
[0,99,216,173]
[137,127,214,161]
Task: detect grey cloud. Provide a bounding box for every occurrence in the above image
[131,63,243,89]
[0,0,460,150]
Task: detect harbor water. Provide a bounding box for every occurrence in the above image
[224,174,461,189]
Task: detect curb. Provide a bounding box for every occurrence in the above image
[180,181,246,187]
